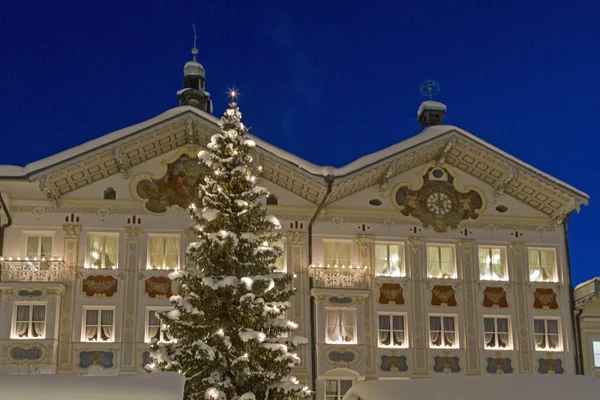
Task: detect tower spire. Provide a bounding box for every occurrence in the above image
[191,23,198,61]
[177,24,212,113]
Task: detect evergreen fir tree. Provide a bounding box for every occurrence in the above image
[150,96,312,400]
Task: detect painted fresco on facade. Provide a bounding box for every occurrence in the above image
[82,275,119,298]
[485,357,514,374]
[380,355,409,372]
[432,356,461,373]
[78,350,115,369]
[533,288,559,310]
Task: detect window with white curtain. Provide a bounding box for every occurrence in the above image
[533,318,561,351]
[325,379,353,400]
[146,308,171,343]
[429,315,458,348]
[528,248,557,282]
[426,244,456,278]
[483,316,511,349]
[593,341,600,367]
[324,241,352,266]
[273,239,286,272]
[478,247,507,281]
[12,304,46,339]
[87,234,119,269]
[378,313,406,348]
[148,235,180,270]
[326,308,356,344]
[375,243,404,277]
[25,234,53,259]
[83,307,115,342]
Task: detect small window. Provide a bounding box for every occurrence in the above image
[528,248,557,282]
[378,313,406,348]
[478,247,507,281]
[12,304,46,339]
[429,315,458,348]
[273,239,286,272]
[324,241,352,266]
[25,235,53,259]
[533,318,562,351]
[266,194,278,206]
[83,307,115,342]
[593,341,600,367]
[325,380,353,400]
[483,316,511,349]
[104,187,116,200]
[426,244,456,278]
[148,235,180,270]
[87,234,119,269]
[326,308,356,344]
[146,308,171,343]
[375,243,404,277]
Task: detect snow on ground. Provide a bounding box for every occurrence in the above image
[0,372,185,400]
[343,374,600,400]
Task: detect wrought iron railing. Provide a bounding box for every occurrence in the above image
[0,258,67,282]
[309,264,370,289]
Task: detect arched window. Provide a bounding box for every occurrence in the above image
[104,188,116,200]
[266,194,278,206]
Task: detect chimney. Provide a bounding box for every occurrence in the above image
[418,100,447,130]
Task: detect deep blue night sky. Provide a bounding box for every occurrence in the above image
[0,1,597,284]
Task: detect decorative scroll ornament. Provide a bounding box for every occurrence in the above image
[537,358,564,374]
[431,285,457,307]
[82,275,118,298]
[433,356,461,373]
[380,355,409,372]
[394,167,483,233]
[485,357,514,374]
[533,288,559,309]
[145,275,173,299]
[482,286,509,308]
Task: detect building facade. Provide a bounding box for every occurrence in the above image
[0,55,592,398]
[574,278,600,378]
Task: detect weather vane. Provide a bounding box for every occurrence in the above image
[191,24,198,61]
[419,79,440,100]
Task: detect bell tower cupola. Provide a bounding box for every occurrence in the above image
[177,25,212,113]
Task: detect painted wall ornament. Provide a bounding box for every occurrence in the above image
[145,275,173,299]
[394,167,483,233]
[433,355,461,373]
[328,351,356,363]
[9,345,44,362]
[82,275,119,298]
[17,289,44,298]
[537,358,564,374]
[483,286,509,308]
[328,296,353,305]
[485,357,514,374]
[378,283,405,305]
[135,153,206,214]
[533,288,559,309]
[380,355,409,372]
[78,350,115,369]
[431,285,457,307]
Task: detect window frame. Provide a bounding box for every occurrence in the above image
[145,307,172,343]
[482,315,512,350]
[147,234,181,270]
[527,247,558,283]
[426,243,457,279]
[478,246,508,281]
[374,242,405,277]
[23,232,54,259]
[325,379,354,400]
[86,233,119,270]
[377,312,408,348]
[428,313,459,349]
[592,340,600,368]
[533,317,562,351]
[325,307,357,345]
[82,306,116,343]
[323,240,353,267]
[11,302,47,339]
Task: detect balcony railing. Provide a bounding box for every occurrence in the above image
[309,264,370,289]
[0,258,67,282]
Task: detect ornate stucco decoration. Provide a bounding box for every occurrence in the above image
[485,357,514,374]
[144,275,173,299]
[392,165,484,233]
[82,275,119,298]
[532,288,559,310]
[62,224,82,239]
[130,148,206,214]
[5,343,49,363]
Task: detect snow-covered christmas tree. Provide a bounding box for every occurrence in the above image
[149,95,312,400]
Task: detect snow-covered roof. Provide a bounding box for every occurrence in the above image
[0,372,185,400]
[575,277,600,291]
[418,100,447,116]
[343,375,600,400]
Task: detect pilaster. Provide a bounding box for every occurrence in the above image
[355,234,374,372]
[355,235,373,268]
[121,227,143,372]
[459,239,480,375]
[408,236,427,374]
[510,241,532,373]
[287,232,308,372]
[57,224,81,369]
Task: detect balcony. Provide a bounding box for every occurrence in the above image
[0,258,67,282]
[309,264,370,289]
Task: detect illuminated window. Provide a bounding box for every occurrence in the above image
[326,308,356,344]
[378,313,407,348]
[483,316,512,349]
[324,241,352,266]
[534,318,562,351]
[87,234,119,269]
[148,235,180,270]
[429,314,458,348]
[593,341,600,367]
[83,307,115,342]
[325,380,353,400]
[25,234,53,259]
[478,247,507,281]
[146,308,172,343]
[375,243,404,276]
[12,303,46,339]
[528,248,557,282]
[426,244,456,278]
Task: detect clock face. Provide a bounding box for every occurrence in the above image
[426,191,453,216]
